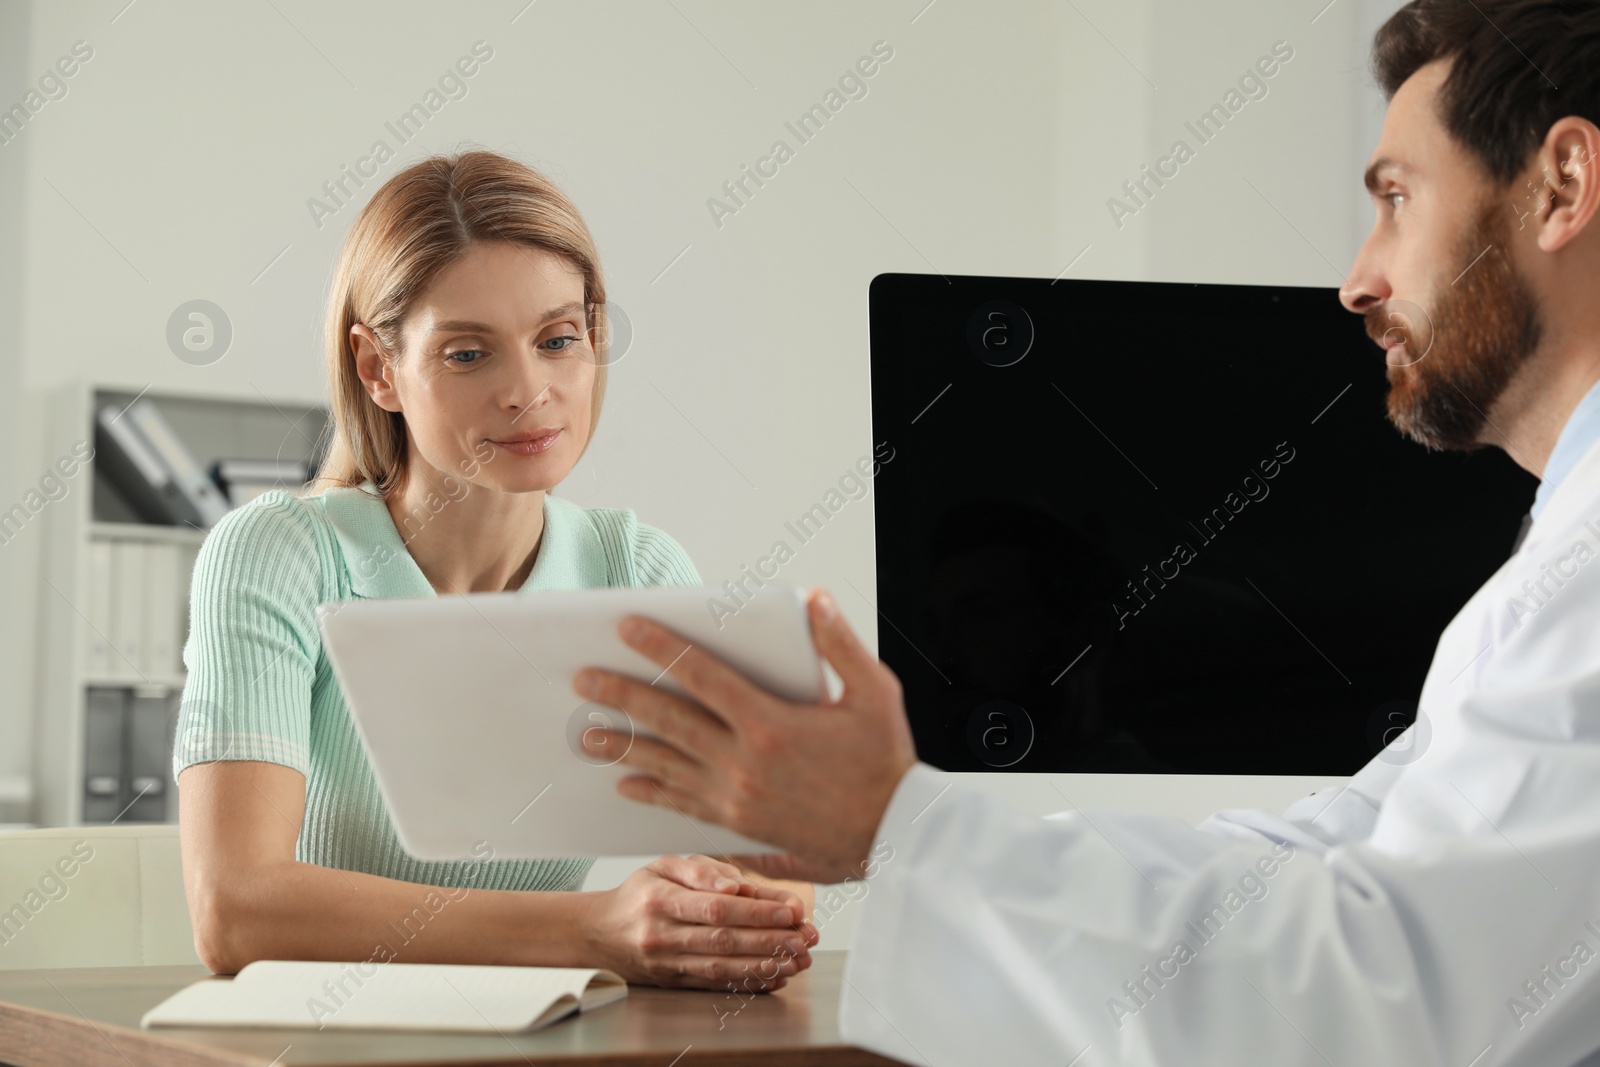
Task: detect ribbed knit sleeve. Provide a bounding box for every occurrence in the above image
[633,521,703,587]
[174,491,326,781]
[580,506,703,588]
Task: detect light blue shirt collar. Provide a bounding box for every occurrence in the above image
[1531,377,1600,519]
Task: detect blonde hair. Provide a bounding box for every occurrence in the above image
[312,149,610,497]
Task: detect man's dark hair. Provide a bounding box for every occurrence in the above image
[1373,0,1600,184]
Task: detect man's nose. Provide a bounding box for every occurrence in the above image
[1339,237,1388,315]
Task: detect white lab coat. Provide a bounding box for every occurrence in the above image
[841,435,1600,1067]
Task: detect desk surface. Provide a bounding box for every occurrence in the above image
[0,950,902,1067]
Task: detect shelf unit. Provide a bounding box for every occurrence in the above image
[34,383,329,827]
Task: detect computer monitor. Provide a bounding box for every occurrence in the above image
[867,272,1534,777]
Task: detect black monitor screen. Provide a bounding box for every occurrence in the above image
[866,273,1534,776]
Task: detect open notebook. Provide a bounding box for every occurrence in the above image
[140,960,628,1033]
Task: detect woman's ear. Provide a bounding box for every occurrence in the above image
[351,323,404,413]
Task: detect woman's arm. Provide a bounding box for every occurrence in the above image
[179,759,814,989]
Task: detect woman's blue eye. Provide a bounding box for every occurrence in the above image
[447,350,486,365]
[543,334,580,354]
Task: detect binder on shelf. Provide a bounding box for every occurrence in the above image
[86,540,114,676]
[43,385,333,831]
[127,689,176,822]
[212,458,310,482]
[210,458,313,506]
[109,541,145,677]
[176,540,200,654]
[83,688,124,823]
[141,543,181,678]
[124,401,230,527]
[94,404,176,524]
[80,687,176,824]
[220,481,283,507]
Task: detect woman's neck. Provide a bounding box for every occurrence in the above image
[384,464,546,594]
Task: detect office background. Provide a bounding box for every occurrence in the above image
[0,0,1403,948]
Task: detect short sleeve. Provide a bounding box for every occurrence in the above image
[632,522,702,587]
[173,491,325,782]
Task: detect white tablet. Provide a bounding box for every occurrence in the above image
[317,584,826,859]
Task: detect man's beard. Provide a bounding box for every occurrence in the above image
[1368,198,1543,452]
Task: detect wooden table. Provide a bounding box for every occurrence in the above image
[0,950,903,1067]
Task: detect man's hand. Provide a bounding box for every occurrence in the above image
[572,587,918,884]
[581,854,817,991]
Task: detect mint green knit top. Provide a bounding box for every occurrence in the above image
[173,481,701,892]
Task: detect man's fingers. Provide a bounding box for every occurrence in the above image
[807,587,892,702]
[606,732,704,792]
[611,617,779,731]
[577,675,730,760]
[618,774,724,826]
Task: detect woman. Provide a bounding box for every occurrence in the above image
[174,150,816,990]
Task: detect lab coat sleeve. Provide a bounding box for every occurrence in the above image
[1198,734,1410,850]
[841,665,1600,1065]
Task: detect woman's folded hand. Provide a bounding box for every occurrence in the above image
[579,854,819,991]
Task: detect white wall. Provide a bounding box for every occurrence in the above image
[2,0,1403,947]
[0,0,32,821]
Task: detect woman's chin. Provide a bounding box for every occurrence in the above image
[475,469,569,496]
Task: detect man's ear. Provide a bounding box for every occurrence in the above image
[351,323,404,414]
[1530,116,1600,255]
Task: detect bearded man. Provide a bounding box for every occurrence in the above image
[578,2,1600,1063]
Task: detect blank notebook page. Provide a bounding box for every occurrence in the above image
[140,960,628,1032]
